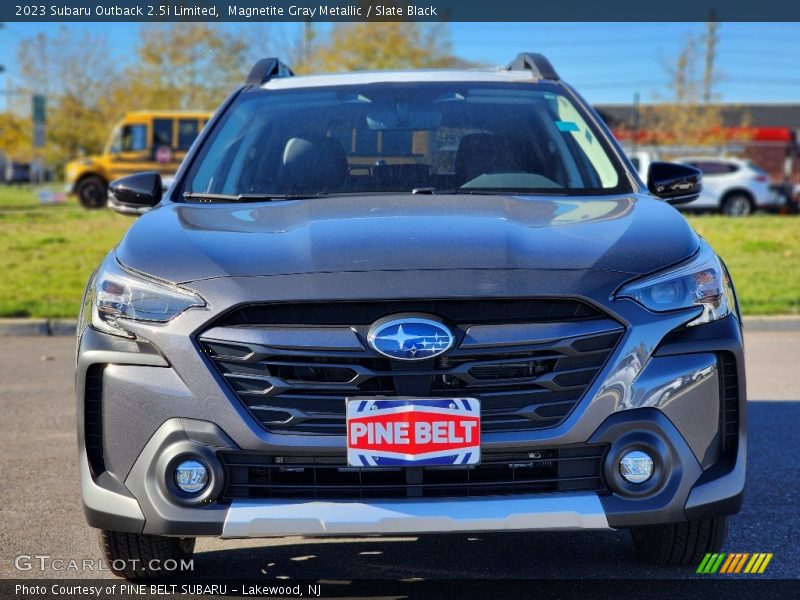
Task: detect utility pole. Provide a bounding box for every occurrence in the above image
[703,16,718,104]
[631,92,640,155]
[303,20,313,66]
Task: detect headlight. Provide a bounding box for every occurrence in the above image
[616,242,734,327]
[88,256,205,338]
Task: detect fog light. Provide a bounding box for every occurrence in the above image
[174,460,208,494]
[619,450,654,484]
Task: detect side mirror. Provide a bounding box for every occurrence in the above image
[108,172,162,216]
[647,162,702,205]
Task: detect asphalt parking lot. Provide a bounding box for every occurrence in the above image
[1,331,798,582]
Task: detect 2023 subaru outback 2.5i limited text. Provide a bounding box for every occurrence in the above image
[77,54,745,579]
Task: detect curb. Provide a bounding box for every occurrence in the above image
[1,316,799,336]
[0,318,77,336]
[742,316,800,331]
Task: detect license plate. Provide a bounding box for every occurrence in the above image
[346,398,480,467]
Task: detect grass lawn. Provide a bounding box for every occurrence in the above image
[0,185,798,318]
[688,215,799,316]
[0,185,132,318]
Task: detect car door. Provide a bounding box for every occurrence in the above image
[151,117,177,177]
[107,122,151,180]
[155,117,203,191]
[683,161,729,209]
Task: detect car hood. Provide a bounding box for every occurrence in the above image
[115,194,699,283]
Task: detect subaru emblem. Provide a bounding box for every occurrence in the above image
[367,316,454,361]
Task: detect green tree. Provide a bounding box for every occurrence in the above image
[298,22,455,73]
[0,112,31,161]
[16,27,122,164]
[123,23,249,110]
[14,24,251,167]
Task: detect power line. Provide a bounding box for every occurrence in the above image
[574,81,664,89]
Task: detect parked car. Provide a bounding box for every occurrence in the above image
[2,160,54,185]
[4,160,31,184]
[625,149,656,180]
[64,110,211,208]
[76,54,745,579]
[676,156,777,216]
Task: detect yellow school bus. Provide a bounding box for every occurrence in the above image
[65,110,211,208]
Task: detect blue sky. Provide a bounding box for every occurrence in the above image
[1,21,799,105]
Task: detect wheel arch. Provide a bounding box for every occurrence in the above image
[719,187,755,209]
[75,172,109,188]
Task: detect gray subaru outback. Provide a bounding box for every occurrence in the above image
[77,54,745,579]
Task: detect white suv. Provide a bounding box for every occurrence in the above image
[676,157,776,216]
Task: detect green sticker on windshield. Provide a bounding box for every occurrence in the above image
[556,120,579,132]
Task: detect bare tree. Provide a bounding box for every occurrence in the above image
[640,23,747,149]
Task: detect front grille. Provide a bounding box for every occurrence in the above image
[200,299,623,435]
[219,445,608,499]
[719,352,740,454]
[215,298,600,327]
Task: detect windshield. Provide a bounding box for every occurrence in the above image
[183,82,628,199]
[105,125,122,155]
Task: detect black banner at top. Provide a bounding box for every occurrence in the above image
[3,0,800,22]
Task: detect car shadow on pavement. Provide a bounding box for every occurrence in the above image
[189,530,675,581]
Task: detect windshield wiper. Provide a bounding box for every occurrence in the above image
[185,189,569,202]
[182,192,313,203]
[468,188,569,196]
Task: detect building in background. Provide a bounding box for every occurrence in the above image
[597,104,800,204]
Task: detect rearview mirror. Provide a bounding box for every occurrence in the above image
[366,109,442,131]
[647,162,702,205]
[108,172,162,216]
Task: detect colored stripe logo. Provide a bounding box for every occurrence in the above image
[697,553,773,574]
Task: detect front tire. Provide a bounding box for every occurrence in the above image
[76,175,108,209]
[631,516,728,565]
[721,193,753,216]
[98,530,195,580]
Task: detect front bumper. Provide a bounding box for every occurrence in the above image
[222,493,609,537]
[78,405,743,537]
[76,270,746,537]
[757,190,784,210]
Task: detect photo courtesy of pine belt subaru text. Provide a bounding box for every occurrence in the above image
[76,53,745,579]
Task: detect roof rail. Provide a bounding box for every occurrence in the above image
[506,53,559,81]
[245,58,294,86]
